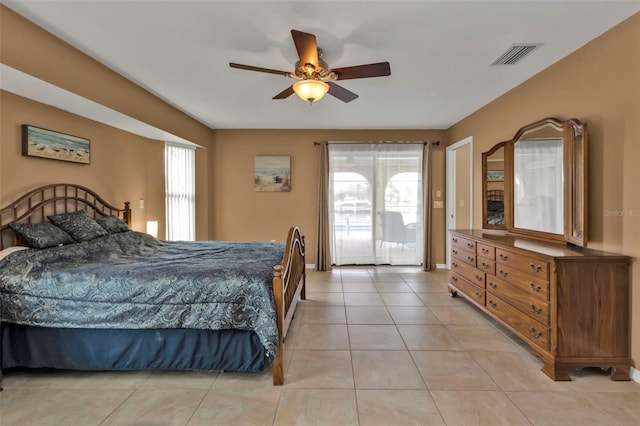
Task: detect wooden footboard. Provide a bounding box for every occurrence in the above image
[271,226,306,385]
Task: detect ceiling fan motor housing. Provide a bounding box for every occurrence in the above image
[294,54,335,81]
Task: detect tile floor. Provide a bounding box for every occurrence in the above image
[2,266,640,425]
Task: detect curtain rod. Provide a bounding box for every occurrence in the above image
[313,140,439,146]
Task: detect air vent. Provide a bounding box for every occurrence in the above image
[491,44,542,66]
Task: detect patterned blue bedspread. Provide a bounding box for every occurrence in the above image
[0,231,285,359]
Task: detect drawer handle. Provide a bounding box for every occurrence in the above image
[452,249,458,255]
[468,256,475,262]
[498,270,508,278]
[475,291,483,299]
[451,276,458,282]
[529,263,543,273]
[482,262,490,270]
[488,282,497,289]
[488,300,497,308]
[530,304,543,315]
[467,243,474,249]
[481,248,489,254]
[529,282,542,292]
[452,237,458,243]
[452,262,458,268]
[530,327,543,339]
[476,275,483,282]
[499,254,509,261]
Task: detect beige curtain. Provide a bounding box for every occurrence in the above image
[316,141,332,271]
[422,142,433,271]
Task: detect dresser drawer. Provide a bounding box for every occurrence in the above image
[496,248,549,280]
[476,243,495,260]
[494,264,549,301]
[486,294,549,351]
[451,235,477,253]
[451,273,485,306]
[476,256,496,276]
[486,274,549,325]
[452,247,476,266]
[451,259,485,288]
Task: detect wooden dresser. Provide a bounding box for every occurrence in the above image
[449,229,631,381]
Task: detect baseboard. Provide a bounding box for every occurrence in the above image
[630,366,640,383]
[305,264,315,270]
[436,263,447,269]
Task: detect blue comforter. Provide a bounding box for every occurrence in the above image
[0,231,285,359]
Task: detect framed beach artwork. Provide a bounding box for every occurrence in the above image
[486,170,505,182]
[22,125,91,164]
[254,156,291,192]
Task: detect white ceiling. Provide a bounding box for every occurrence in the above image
[3,0,640,130]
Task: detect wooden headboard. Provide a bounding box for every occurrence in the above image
[0,183,131,250]
[487,189,504,201]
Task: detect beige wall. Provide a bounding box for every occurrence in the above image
[448,13,640,366]
[0,5,213,239]
[454,144,471,229]
[0,90,214,240]
[211,129,448,263]
[0,90,165,235]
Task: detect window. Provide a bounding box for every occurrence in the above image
[165,143,195,241]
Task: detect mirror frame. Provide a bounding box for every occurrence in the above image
[481,117,588,247]
[481,141,510,230]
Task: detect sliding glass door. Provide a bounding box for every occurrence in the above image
[329,143,424,265]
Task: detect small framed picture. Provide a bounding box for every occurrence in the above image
[486,170,504,182]
[254,156,291,192]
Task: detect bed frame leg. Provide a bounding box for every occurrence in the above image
[273,345,284,386]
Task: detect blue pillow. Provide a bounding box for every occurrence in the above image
[487,200,504,213]
[48,210,108,242]
[9,222,75,248]
[95,214,130,234]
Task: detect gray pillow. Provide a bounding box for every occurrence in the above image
[48,210,108,242]
[9,222,75,249]
[95,214,130,234]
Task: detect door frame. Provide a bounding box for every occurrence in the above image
[446,136,473,268]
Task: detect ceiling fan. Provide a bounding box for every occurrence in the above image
[229,29,391,103]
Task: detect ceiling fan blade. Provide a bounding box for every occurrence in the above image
[327,82,359,103]
[331,62,391,80]
[229,63,290,77]
[273,85,295,100]
[291,30,318,68]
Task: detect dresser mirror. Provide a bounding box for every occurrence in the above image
[513,121,564,236]
[482,142,507,229]
[481,117,588,246]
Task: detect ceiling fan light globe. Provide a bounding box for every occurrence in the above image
[293,80,329,103]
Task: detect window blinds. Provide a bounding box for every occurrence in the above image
[165,143,195,241]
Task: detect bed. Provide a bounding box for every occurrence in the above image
[486,189,505,226]
[0,183,305,388]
